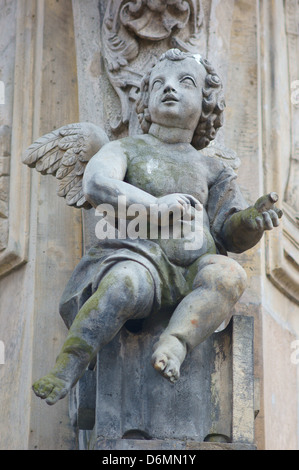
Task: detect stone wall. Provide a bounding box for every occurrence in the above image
[0,0,81,450]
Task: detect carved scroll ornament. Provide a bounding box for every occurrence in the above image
[120,0,191,41]
[102,0,204,132]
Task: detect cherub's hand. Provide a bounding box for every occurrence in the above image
[155,193,202,226]
[244,192,283,232]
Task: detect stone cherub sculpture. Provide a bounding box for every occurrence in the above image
[23,49,282,405]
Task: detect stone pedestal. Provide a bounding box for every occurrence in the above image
[70,314,256,450]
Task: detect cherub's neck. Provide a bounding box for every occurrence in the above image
[148,123,194,145]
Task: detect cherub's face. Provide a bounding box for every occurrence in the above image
[148,57,206,133]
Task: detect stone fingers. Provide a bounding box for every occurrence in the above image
[255,209,281,231]
[254,192,278,212]
[253,192,283,231]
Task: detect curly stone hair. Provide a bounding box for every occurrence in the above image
[136,49,225,150]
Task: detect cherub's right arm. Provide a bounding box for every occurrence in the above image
[83,140,157,212]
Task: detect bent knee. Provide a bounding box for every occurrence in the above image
[222,258,247,299]
[193,255,247,300]
[102,261,155,309]
[105,261,154,292]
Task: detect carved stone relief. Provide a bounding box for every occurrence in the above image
[0,1,15,253]
[0,125,10,251]
[102,0,205,134]
[0,0,36,277]
[101,0,240,171]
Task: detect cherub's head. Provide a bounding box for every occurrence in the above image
[136,49,225,149]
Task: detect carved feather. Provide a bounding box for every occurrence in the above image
[22,122,109,208]
[61,150,78,167]
[58,173,80,198]
[55,164,74,180]
[23,131,61,167]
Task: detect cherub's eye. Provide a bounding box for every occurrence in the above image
[180,76,196,87]
[152,79,163,90]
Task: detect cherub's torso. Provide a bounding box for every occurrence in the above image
[121,134,211,206]
[118,134,222,265]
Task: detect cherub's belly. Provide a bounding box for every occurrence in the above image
[155,219,216,267]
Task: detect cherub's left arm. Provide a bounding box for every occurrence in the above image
[220,192,283,253]
[206,162,283,254]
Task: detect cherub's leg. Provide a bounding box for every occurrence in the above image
[33,261,155,405]
[152,254,247,383]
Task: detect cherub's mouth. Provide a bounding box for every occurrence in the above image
[162,94,179,103]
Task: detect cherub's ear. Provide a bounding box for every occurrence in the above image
[22,123,109,209]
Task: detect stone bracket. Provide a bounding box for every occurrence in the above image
[72,315,255,450]
[69,369,97,431]
[94,438,256,451]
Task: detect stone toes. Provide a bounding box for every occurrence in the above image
[46,387,68,406]
[32,375,70,404]
[152,352,181,383]
[32,380,54,399]
[164,362,179,383]
[153,354,167,372]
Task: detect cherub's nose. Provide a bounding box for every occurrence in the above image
[163,83,176,94]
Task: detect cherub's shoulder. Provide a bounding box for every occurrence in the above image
[196,148,239,188]
[198,145,240,174]
[197,149,227,175]
[99,138,125,152]
[87,138,128,170]
[104,135,150,153]
[93,137,131,162]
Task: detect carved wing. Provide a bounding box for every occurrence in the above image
[22,123,109,209]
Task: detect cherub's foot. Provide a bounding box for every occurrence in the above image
[152,351,181,383]
[151,334,187,384]
[32,373,71,405]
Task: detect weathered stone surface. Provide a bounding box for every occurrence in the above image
[0,0,298,452]
[76,315,255,450]
[28,46,280,417]
[69,369,96,431]
[94,438,256,451]
[0,1,14,254]
[0,0,81,450]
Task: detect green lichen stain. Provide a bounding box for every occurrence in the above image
[62,336,94,357]
[223,206,260,252]
[121,137,158,190]
[123,274,135,293]
[53,337,95,376]
[74,270,119,322]
[145,269,153,287]
[204,227,217,255]
[120,135,185,197]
